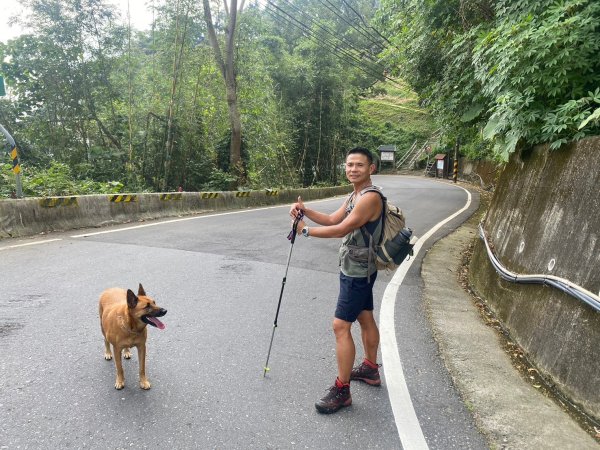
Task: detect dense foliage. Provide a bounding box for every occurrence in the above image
[377,0,600,160]
[0,162,123,197]
[5,0,593,195]
[2,0,428,196]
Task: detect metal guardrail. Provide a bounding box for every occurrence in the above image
[478,223,600,312]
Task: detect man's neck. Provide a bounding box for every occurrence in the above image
[353,179,373,193]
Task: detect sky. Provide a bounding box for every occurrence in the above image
[1,0,156,44]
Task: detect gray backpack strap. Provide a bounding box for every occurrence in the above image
[358,186,385,281]
[358,186,386,245]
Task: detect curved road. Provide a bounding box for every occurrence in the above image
[0,175,485,449]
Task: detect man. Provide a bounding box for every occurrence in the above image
[290,147,383,414]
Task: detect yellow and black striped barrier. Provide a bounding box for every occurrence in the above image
[109,194,138,203]
[236,191,251,198]
[39,197,78,208]
[160,193,182,201]
[10,145,20,175]
[265,189,279,196]
[200,192,219,199]
[453,160,458,183]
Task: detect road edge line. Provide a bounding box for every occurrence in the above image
[380,185,472,449]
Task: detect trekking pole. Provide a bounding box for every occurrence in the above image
[263,210,304,377]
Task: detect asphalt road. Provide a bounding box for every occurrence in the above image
[0,175,485,449]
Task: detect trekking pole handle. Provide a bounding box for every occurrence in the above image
[287,210,304,243]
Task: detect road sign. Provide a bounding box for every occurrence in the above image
[0,76,5,96]
[0,123,23,197]
[381,151,395,162]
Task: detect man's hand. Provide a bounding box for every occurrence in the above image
[290,196,305,219]
[295,219,306,235]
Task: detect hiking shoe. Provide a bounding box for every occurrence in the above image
[315,380,352,414]
[350,361,381,386]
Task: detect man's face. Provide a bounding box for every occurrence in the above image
[345,153,373,183]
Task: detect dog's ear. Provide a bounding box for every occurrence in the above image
[127,289,138,309]
[138,283,146,297]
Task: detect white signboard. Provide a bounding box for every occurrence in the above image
[381,151,394,162]
[437,159,444,169]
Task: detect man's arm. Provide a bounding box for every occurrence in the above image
[290,196,347,226]
[296,192,381,238]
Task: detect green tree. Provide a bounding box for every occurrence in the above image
[377,0,600,160]
[263,0,385,185]
[473,0,600,156]
[0,0,409,195]
[203,0,245,185]
[3,0,127,169]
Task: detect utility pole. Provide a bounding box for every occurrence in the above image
[453,138,459,183]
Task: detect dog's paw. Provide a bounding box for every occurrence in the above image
[104,352,113,360]
[123,349,132,359]
[115,379,125,390]
[139,378,151,390]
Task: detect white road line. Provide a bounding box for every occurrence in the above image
[380,185,472,450]
[70,197,341,238]
[0,238,62,251]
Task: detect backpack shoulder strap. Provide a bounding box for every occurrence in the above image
[346,186,382,215]
[357,185,386,244]
[359,185,386,201]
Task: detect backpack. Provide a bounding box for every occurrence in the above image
[360,186,414,272]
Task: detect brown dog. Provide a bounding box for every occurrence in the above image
[99,284,167,390]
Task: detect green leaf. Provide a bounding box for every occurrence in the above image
[578,107,600,130]
[483,116,500,140]
[505,133,520,154]
[461,104,485,122]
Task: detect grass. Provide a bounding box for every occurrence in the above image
[356,80,437,155]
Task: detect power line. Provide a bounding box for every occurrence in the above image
[340,0,395,47]
[265,2,406,88]
[266,2,384,76]
[264,3,395,87]
[266,2,367,67]
[264,3,390,85]
[317,0,385,53]
[275,0,385,70]
[272,0,406,87]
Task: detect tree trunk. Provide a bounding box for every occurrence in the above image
[162,0,189,191]
[226,77,243,178]
[126,0,134,171]
[203,0,244,185]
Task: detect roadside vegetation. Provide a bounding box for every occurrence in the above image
[377,0,600,160]
[356,83,436,157]
[1,0,598,197]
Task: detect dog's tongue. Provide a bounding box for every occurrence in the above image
[148,317,165,330]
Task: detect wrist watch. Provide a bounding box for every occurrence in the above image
[301,226,310,237]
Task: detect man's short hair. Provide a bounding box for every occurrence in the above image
[346,147,373,165]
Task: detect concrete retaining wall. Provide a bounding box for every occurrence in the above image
[469,136,600,419]
[0,186,351,239]
[460,158,502,186]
